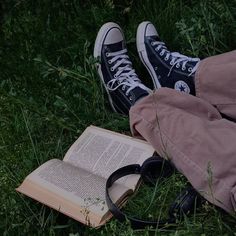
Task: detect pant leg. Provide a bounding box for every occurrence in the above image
[129,88,236,213]
[195,50,236,119]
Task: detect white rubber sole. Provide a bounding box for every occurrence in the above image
[93,22,124,113]
[136,21,162,89]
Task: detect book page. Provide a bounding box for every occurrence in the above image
[63,126,154,189]
[17,180,104,227]
[18,159,129,219]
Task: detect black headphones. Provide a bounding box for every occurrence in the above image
[106,155,203,229]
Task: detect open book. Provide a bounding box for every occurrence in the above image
[17,126,154,227]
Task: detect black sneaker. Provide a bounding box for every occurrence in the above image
[136,21,200,95]
[94,22,151,115]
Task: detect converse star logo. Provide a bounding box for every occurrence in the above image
[174,81,190,93]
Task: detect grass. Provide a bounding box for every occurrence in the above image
[1,0,236,235]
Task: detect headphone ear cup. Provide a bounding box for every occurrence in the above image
[169,186,203,219]
[140,156,174,186]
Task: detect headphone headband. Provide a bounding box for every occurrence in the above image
[105,163,175,229]
[105,156,203,229]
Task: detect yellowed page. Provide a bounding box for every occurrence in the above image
[63,126,154,189]
[17,180,102,227]
[17,159,129,226]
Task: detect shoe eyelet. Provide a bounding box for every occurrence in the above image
[160,52,164,56]
[188,67,193,72]
[176,64,180,68]
[170,61,174,66]
[122,85,125,91]
[114,74,117,78]
[182,66,186,71]
[155,48,159,52]
[129,97,132,101]
[164,57,168,61]
[108,60,112,64]
[110,67,114,71]
[151,42,155,46]
[106,52,110,57]
[125,92,129,96]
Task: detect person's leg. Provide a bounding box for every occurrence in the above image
[136,21,200,95]
[94,22,236,214]
[195,50,236,119]
[130,88,236,214]
[94,22,151,115]
[137,21,236,120]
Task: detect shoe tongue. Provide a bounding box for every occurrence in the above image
[105,40,125,52]
[186,60,199,68]
[149,35,161,42]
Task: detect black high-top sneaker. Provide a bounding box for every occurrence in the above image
[136,21,200,95]
[94,22,151,115]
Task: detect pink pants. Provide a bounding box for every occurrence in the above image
[130,50,236,213]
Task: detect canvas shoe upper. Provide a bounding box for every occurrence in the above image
[137,21,200,95]
[94,22,150,115]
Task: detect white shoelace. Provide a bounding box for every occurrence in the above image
[106,49,150,96]
[151,41,200,77]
